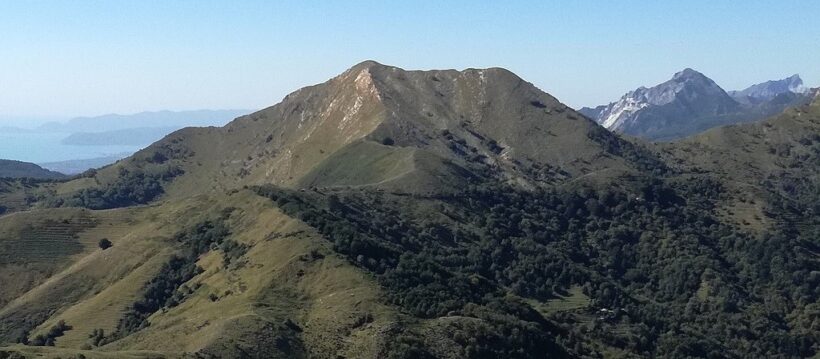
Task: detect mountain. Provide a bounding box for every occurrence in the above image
[37,109,251,133]
[580,70,811,140]
[728,74,806,104]
[0,159,65,179]
[60,127,181,146]
[0,110,253,175]
[0,62,817,358]
[58,60,645,203]
[38,154,130,175]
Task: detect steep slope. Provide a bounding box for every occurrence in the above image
[0,160,65,180]
[581,70,812,140]
[250,90,820,358]
[0,192,415,358]
[658,87,820,230]
[0,63,817,359]
[48,61,657,205]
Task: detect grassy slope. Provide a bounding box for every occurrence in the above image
[0,190,409,358]
[0,205,175,345]
[106,191,400,358]
[297,140,418,189]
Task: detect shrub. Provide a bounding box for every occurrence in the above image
[28,320,71,346]
[98,238,113,250]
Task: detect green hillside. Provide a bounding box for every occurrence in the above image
[0,160,65,180]
[0,63,817,358]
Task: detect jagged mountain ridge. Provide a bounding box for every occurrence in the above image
[728,74,806,104]
[580,68,739,133]
[580,69,812,140]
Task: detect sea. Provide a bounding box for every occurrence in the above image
[0,132,143,164]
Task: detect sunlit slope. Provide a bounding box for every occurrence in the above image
[0,191,416,358]
[46,61,658,208]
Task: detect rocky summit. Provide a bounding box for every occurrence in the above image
[581,69,812,140]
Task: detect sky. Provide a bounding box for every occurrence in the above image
[1,0,818,123]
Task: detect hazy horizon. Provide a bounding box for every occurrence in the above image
[1,1,818,119]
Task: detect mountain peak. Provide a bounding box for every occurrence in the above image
[579,68,740,139]
[346,59,388,72]
[729,74,807,103]
[673,68,705,80]
[144,62,626,194]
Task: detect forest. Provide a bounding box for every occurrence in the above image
[254,169,819,358]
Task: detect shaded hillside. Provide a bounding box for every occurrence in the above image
[0,160,65,180]
[0,63,817,358]
[658,88,820,232]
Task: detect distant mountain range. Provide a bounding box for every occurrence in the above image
[580,71,812,140]
[60,127,182,146]
[36,109,251,133]
[728,74,805,104]
[0,109,251,173]
[38,153,130,175]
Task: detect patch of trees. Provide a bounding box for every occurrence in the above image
[140,142,195,164]
[255,172,818,358]
[84,328,106,349]
[46,165,182,210]
[110,214,239,340]
[28,320,71,346]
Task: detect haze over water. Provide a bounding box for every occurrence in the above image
[0,132,142,163]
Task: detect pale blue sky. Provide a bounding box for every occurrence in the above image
[1,0,818,121]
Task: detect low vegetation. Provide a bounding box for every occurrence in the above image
[109,213,242,340]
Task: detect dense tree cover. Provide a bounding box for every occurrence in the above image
[255,173,818,358]
[586,126,668,174]
[40,146,190,210]
[47,165,182,210]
